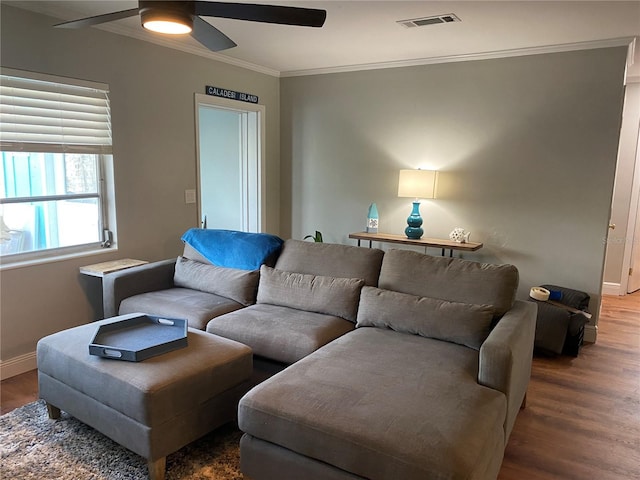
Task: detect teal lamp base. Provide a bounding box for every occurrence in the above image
[405,201,424,239]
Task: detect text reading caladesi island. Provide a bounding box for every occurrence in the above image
[205,86,258,104]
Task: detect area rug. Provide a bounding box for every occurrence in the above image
[0,400,244,479]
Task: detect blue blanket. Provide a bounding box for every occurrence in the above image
[181,228,284,270]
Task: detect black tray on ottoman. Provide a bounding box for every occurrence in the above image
[89,314,188,362]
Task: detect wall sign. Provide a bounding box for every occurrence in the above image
[205,85,258,104]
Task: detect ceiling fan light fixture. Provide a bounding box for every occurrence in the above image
[141,8,193,34]
[55,1,327,52]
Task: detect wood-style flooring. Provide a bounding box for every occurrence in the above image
[0,368,37,416]
[499,292,640,480]
[2,293,639,478]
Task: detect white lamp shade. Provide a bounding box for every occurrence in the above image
[398,169,437,199]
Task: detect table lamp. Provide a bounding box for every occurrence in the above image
[397,169,437,239]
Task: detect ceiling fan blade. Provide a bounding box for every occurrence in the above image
[193,1,326,27]
[192,16,237,52]
[54,8,140,29]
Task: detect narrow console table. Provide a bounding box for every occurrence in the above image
[349,232,483,257]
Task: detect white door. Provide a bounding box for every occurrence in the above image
[195,94,265,232]
[627,125,640,293]
[628,193,640,293]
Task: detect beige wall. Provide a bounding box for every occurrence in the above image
[0,5,280,368]
[0,4,629,374]
[280,48,627,335]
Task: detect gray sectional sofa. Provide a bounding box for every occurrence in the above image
[104,231,537,480]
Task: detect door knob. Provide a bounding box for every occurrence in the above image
[609,223,616,230]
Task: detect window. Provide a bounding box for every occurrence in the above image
[0,69,115,263]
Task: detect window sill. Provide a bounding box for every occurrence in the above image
[0,245,119,271]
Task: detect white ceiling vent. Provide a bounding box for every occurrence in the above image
[397,13,461,28]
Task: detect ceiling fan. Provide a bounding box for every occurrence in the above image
[54,1,327,52]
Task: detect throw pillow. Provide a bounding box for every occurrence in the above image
[356,286,494,350]
[257,265,365,322]
[174,256,259,306]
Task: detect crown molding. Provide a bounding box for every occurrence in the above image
[627,74,640,84]
[281,37,636,78]
[99,31,634,80]
[10,2,635,80]
[97,23,281,78]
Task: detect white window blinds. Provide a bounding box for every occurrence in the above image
[0,70,111,154]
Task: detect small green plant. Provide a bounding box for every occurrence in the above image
[304,231,323,243]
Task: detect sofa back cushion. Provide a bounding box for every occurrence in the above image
[257,265,365,322]
[356,286,494,350]
[378,249,518,317]
[274,239,384,287]
[174,256,259,306]
[182,243,212,265]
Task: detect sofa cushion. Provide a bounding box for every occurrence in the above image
[174,256,259,306]
[207,303,354,364]
[274,239,384,286]
[356,286,493,350]
[119,288,244,330]
[379,249,519,317]
[238,327,507,480]
[257,266,364,323]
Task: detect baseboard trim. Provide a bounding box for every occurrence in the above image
[584,324,598,344]
[1,351,37,380]
[602,282,623,296]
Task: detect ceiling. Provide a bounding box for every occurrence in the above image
[9,1,640,77]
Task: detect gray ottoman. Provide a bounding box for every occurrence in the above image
[37,314,252,480]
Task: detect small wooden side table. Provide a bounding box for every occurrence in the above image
[349,232,483,257]
[80,259,148,318]
[80,258,148,277]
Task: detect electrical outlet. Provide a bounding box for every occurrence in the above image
[185,189,196,204]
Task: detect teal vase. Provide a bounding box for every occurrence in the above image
[404,201,423,239]
[366,203,379,233]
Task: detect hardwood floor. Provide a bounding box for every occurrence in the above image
[499,292,640,480]
[0,368,37,416]
[2,293,639,478]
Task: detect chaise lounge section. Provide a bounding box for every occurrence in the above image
[237,249,536,480]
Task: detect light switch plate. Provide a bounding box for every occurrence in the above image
[185,189,196,204]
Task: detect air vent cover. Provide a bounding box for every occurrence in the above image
[397,13,461,28]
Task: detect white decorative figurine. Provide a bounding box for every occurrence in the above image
[449,227,471,243]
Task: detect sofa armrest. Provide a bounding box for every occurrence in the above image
[102,259,177,318]
[478,300,537,441]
